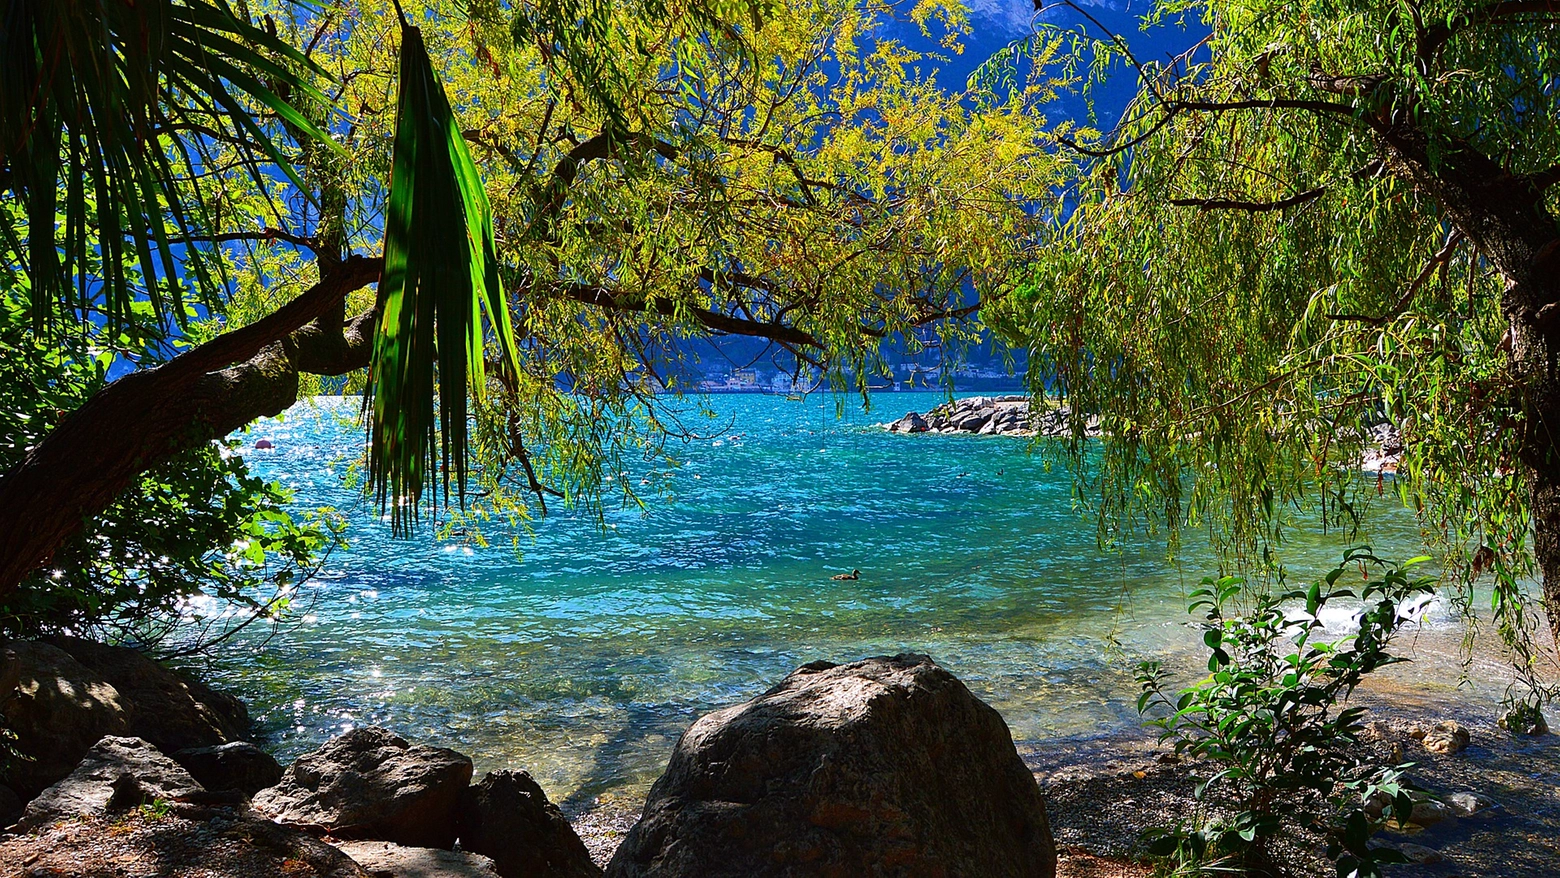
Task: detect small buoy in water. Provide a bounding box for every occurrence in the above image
[255,439,274,450]
[831,569,860,581]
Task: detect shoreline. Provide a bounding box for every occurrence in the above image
[551,628,1560,871]
[3,635,1556,877]
[563,703,1560,876]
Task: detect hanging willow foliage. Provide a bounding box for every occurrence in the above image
[365,19,519,535]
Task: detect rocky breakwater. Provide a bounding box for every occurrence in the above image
[886,395,1099,438]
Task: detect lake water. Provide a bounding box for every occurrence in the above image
[193,393,1508,807]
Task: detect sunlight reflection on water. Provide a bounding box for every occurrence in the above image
[190,393,1523,802]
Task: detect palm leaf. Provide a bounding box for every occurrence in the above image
[0,0,338,332]
[366,21,519,535]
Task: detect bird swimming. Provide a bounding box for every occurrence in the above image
[831,569,860,581]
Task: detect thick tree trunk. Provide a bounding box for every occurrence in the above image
[1528,443,1560,646]
[1380,126,1560,644]
[1507,304,1560,648]
[0,256,381,595]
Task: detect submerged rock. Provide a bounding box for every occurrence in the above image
[1449,791,1500,817]
[253,726,473,848]
[173,740,284,796]
[458,770,603,878]
[1398,842,1444,864]
[1497,704,1549,736]
[1420,720,1472,755]
[606,653,1056,878]
[17,736,204,831]
[1408,797,1456,827]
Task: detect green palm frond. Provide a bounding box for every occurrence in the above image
[0,0,336,331]
[366,20,519,535]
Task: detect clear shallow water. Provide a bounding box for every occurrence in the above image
[195,393,1496,806]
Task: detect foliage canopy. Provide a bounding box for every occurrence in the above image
[0,0,1063,605]
[988,0,1560,687]
[220,0,1061,530]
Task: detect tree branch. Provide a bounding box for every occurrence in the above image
[0,259,382,594]
[1328,232,1465,324]
[1172,98,1362,117]
[171,227,327,256]
[1419,1,1560,60]
[1170,186,1327,213]
[168,254,380,378]
[1061,96,1362,159]
[559,283,822,348]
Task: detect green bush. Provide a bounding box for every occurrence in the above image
[1137,548,1434,877]
[0,294,341,652]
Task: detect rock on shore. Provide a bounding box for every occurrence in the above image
[885,396,1099,438]
[0,646,1055,877]
[17,736,204,831]
[0,637,247,798]
[606,654,1056,878]
[252,726,473,848]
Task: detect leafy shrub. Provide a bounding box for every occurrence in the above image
[0,293,341,652]
[1137,548,1434,877]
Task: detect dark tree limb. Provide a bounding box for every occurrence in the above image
[169,255,381,377]
[1327,232,1466,325]
[1307,70,1389,97]
[559,283,823,348]
[1169,186,1327,212]
[170,227,327,257]
[0,257,383,594]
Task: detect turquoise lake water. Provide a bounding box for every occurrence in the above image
[197,392,1502,806]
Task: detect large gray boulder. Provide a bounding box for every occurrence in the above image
[173,740,284,795]
[458,770,602,878]
[48,635,249,750]
[17,735,204,831]
[253,726,474,848]
[887,412,929,434]
[0,640,132,797]
[0,638,248,797]
[606,654,1055,878]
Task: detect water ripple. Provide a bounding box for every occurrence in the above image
[196,393,1480,800]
